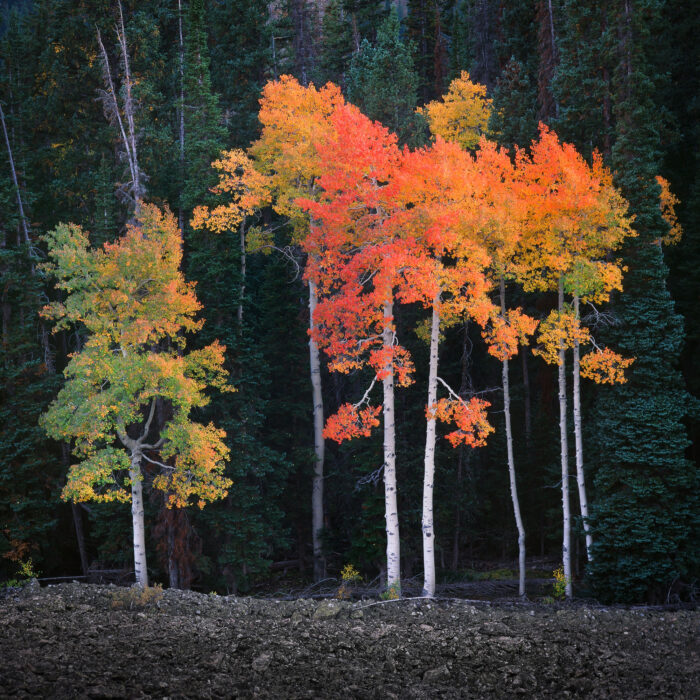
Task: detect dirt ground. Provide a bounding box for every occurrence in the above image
[0,582,697,699]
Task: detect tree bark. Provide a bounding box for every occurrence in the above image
[501,278,526,597]
[177,0,185,233]
[421,295,440,597]
[557,278,572,597]
[383,299,401,594]
[0,101,30,246]
[309,280,326,581]
[129,453,149,587]
[117,1,142,211]
[572,294,593,561]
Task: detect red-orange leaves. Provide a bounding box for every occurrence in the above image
[369,345,415,386]
[580,348,634,385]
[323,403,382,443]
[428,397,493,447]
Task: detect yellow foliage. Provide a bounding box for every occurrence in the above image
[656,175,683,246]
[580,348,634,384]
[419,71,492,150]
[533,309,590,366]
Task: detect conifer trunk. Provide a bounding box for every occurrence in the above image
[0,101,30,245]
[501,278,526,596]
[129,454,149,587]
[383,299,400,594]
[177,0,185,233]
[421,295,440,598]
[557,279,572,597]
[572,294,593,560]
[308,281,326,581]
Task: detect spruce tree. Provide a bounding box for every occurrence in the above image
[346,10,423,145]
[587,0,698,603]
[181,0,226,217]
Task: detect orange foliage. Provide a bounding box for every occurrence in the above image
[323,403,382,443]
[656,175,683,246]
[427,397,494,447]
[517,125,634,298]
[580,348,634,385]
[483,308,539,362]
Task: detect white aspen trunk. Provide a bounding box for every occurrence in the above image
[129,453,149,587]
[501,278,526,597]
[0,101,30,245]
[177,0,185,233]
[572,294,593,561]
[558,279,572,597]
[382,299,401,593]
[308,280,326,581]
[421,295,440,598]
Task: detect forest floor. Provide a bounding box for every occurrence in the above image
[0,581,697,699]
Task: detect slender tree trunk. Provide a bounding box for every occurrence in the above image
[177,0,185,233]
[383,299,401,594]
[501,278,526,597]
[557,279,572,597]
[422,295,440,598]
[308,280,326,581]
[129,453,149,587]
[572,294,593,561]
[0,101,30,246]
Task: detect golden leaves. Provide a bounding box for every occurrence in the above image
[656,175,683,246]
[580,348,634,385]
[533,309,590,366]
[419,71,492,150]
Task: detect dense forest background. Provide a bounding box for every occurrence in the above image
[0,0,697,603]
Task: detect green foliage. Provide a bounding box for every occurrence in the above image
[181,0,227,216]
[40,204,231,508]
[488,57,538,150]
[346,10,423,146]
[586,0,699,603]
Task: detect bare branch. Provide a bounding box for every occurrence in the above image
[140,453,175,471]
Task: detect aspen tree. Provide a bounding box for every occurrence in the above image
[40,205,231,587]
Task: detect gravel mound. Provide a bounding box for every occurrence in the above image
[1,581,697,698]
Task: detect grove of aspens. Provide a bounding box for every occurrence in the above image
[1,0,698,607]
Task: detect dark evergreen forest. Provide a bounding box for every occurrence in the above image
[0,0,697,604]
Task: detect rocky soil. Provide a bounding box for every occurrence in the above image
[1,581,697,698]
